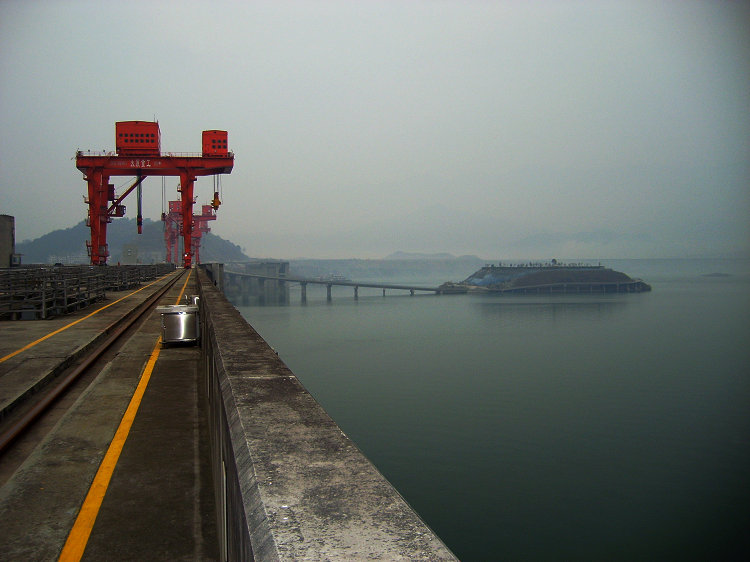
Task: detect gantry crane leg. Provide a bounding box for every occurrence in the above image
[85,169,110,265]
[179,172,196,268]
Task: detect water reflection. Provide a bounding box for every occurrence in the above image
[474,295,629,322]
[238,264,750,560]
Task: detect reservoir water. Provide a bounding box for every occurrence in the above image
[234,259,750,560]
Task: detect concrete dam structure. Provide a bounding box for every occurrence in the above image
[0,263,456,560]
[223,260,291,305]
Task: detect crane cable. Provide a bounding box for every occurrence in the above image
[161,177,166,231]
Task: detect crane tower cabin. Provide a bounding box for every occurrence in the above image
[115,121,161,155]
[75,121,233,268]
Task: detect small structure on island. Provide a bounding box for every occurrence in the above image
[441,261,651,294]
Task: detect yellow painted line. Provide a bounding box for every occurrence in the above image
[176,269,192,301]
[58,270,192,561]
[0,272,178,364]
[58,337,162,560]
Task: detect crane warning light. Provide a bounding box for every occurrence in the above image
[202,130,229,156]
[116,121,161,156]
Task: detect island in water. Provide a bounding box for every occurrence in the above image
[439,261,651,294]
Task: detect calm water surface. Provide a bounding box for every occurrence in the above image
[235,259,750,560]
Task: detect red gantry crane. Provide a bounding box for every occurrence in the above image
[162,200,217,265]
[192,203,218,265]
[75,121,233,268]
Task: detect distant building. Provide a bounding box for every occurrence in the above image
[121,243,139,265]
[0,215,22,267]
[225,260,290,305]
[244,260,289,279]
[46,252,89,265]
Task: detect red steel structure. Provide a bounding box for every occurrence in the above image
[192,204,217,264]
[162,201,217,265]
[162,200,182,264]
[75,121,233,268]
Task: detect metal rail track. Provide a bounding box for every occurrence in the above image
[0,270,185,454]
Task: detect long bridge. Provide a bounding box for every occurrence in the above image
[223,267,448,303]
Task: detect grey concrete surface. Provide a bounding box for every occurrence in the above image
[0,273,178,420]
[1,266,458,560]
[0,271,217,560]
[82,343,218,561]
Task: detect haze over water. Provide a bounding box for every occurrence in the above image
[3,3,748,261]
[236,258,750,560]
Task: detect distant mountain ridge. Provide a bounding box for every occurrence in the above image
[385,251,459,260]
[14,222,487,283]
[290,253,487,283]
[16,219,250,264]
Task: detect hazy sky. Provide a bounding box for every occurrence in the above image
[1,0,748,259]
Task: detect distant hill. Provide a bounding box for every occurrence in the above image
[16,218,250,265]
[384,251,458,260]
[290,253,486,283]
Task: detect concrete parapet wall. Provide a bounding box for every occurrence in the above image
[201,262,224,292]
[196,269,456,561]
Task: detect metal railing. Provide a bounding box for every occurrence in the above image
[0,267,105,320]
[75,150,234,158]
[0,264,175,320]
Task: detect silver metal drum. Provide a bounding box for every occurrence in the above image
[155,304,199,344]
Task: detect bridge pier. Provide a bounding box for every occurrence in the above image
[241,277,250,306]
[301,282,307,303]
[383,289,386,297]
[354,286,358,300]
[326,284,332,302]
[410,289,414,296]
[279,279,289,305]
[258,278,265,305]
